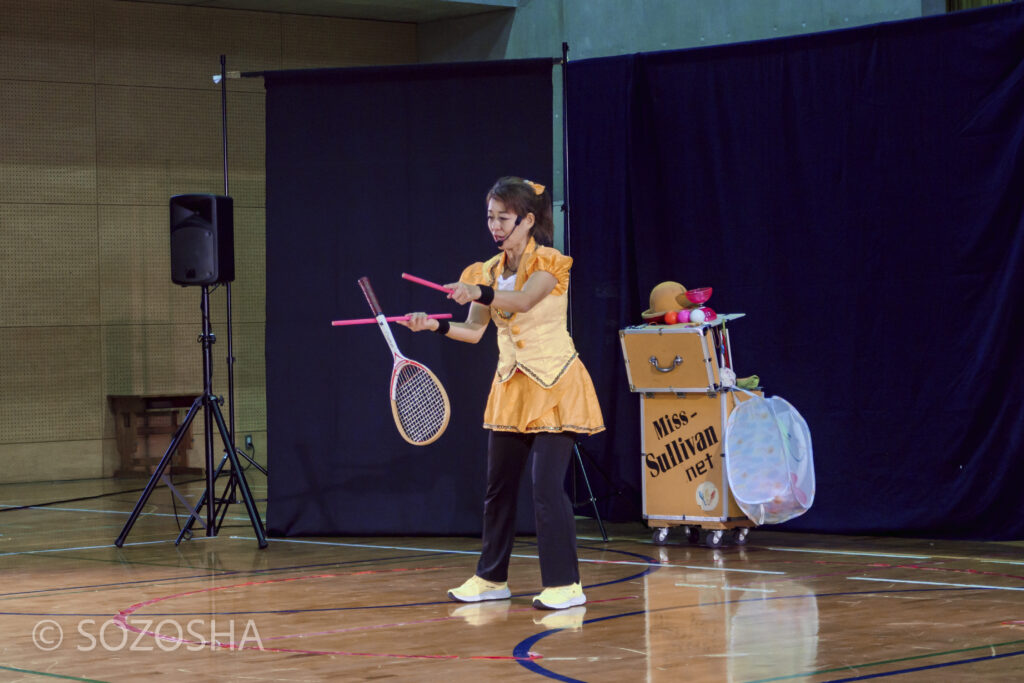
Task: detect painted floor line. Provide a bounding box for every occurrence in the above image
[259,537,482,555]
[674,582,777,592]
[661,564,784,575]
[236,537,786,575]
[0,663,107,683]
[848,576,1024,591]
[0,504,253,523]
[764,547,932,560]
[0,538,193,557]
[766,546,1024,567]
[820,648,1024,682]
[964,557,1024,567]
[0,551,449,600]
[744,637,1024,682]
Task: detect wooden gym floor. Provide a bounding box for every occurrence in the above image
[1,478,1022,682]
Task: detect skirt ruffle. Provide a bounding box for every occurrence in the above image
[483,358,605,434]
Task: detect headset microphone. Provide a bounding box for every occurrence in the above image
[495,215,523,247]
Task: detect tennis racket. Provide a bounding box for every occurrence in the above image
[358,276,451,446]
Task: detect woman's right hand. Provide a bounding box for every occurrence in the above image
[395,312,437,332]
[445,282,481,306]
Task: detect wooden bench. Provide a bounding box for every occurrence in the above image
[108,394,203,477]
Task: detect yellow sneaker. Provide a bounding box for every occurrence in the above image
[532,582,586,610]
[533,605,586,630]
[447,575,511,603]
[449,601,511,626]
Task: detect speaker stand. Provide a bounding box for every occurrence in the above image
[176,444,267,543]
[115,286,267,549]
[570,439,609,542]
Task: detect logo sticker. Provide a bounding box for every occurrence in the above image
[696,482,719,511]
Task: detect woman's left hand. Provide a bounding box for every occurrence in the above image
[395,312,435,331]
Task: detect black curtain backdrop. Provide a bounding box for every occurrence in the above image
[264,60,554,535]
[567,4,1024,539]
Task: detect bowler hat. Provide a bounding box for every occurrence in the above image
[641,281,688,320]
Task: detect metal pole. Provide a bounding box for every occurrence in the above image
[200,285,216,535]
[219,54,238,451]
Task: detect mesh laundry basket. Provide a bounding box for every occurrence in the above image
[725,390,814,525]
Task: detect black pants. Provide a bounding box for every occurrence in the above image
[475,430,580,587]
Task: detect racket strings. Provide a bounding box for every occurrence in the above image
[394,364,448,443]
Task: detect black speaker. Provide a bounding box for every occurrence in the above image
[170,194,234,285]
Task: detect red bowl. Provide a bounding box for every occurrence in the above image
[685,287,712,304]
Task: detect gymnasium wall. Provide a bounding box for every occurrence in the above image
[419,0,937,63]
[0,0,415,482]
[418,0,938,246]
[0,0,951,487]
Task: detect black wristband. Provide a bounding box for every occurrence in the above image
[433,319,451,335]
[476,285,495,306]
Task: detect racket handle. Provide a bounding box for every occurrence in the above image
[332,313,452,327]
[402,272,454,294]
[358,276,384,316]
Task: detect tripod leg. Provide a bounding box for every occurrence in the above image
[209,399,267,548]
[215,473,238,531]
[574,441,608,542]
[184,459,236,542]
[115,397,203,547]
[175,452,229,545]
[236,447,267,476]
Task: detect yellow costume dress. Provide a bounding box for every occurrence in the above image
[459,238,605,434]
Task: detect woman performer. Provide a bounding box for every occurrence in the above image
[398,176,604,610]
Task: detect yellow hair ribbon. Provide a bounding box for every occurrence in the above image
[523,180,546,195]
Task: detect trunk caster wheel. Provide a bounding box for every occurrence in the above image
[652,527,670,545]
[702,529,724,548]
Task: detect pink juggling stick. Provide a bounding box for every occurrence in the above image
[331,313,452,327]
[402,272,454,294]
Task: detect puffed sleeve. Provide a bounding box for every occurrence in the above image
[526,247,573,296]
[460,254,502,286]
[459,261,486,285]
